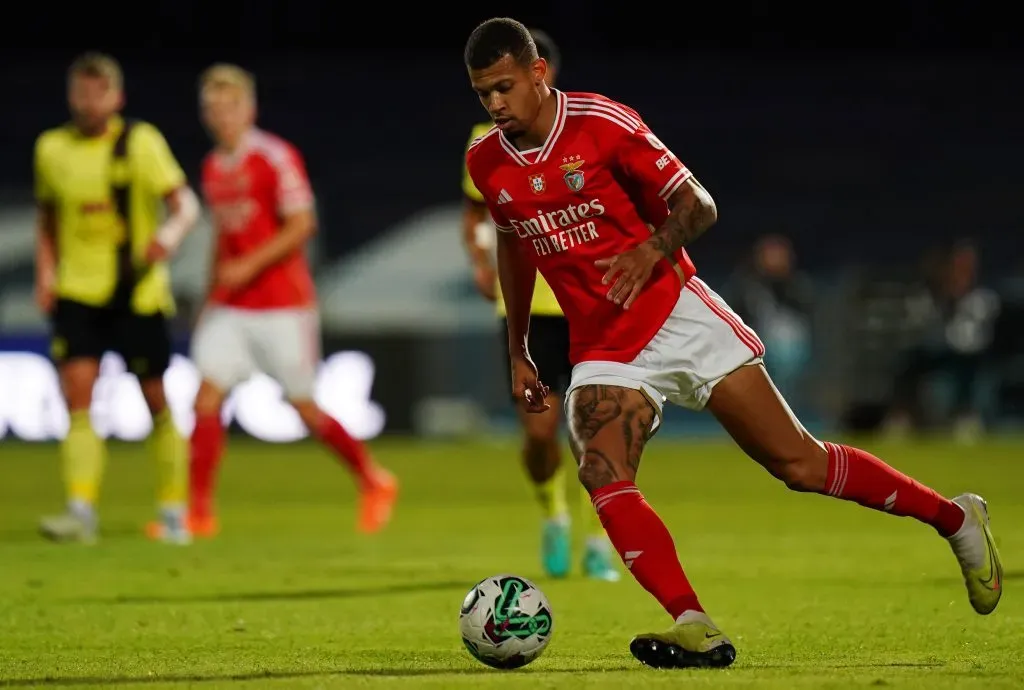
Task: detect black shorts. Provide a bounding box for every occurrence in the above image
[501,315,572,397]
[50,298,171,380]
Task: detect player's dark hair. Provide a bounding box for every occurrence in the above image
[68,52,123,89]
[464,18,538,71]
[529,28,561,73]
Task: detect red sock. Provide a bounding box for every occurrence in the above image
[823,442,965,537]
[315,415,376,489]
[591,481,703,619]
[190,413,225,519]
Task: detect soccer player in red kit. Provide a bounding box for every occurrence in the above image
[464,18,1003,669]
[178,64,397,537]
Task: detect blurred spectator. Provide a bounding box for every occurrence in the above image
[887,240,1001,440]
[725,234,815,406]
[990,261,1024,421]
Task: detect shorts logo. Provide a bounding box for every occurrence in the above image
[50,337,67,362]
[559,155,585,192]
[528,173,546,194]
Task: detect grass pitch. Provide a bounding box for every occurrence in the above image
[0,436,1022,689]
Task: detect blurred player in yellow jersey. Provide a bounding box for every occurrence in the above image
[34,53,201,544]
[460,30,617,581]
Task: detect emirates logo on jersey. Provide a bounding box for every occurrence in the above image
[211,200,258,233]
[528,173,546,194]
[507,198,606,257]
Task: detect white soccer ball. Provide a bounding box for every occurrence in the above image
[459,574,554,669]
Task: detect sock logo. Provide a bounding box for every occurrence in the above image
[883,490,898,512]
[623,550,643,569]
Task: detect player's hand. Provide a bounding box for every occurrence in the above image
[473,262,497,301]
[511,355,550,414]
[216,258,259,291]
[594,243,662,310]
[144,240,169,265]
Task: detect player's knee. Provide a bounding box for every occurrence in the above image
[59,359,99,411]
[139,378,168,416]
[522,434,554,475]
[773,442,829,493]
[576,447,634,493]
[194,381,226,417]
[290,399,323,433]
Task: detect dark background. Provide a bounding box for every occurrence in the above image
[2,2,1021,279]
[1,2,1021,434]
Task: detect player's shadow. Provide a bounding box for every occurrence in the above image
[922,568,1024,587]
[730,662,946,671]
[0,665,640,687]
[94,579,469,605]
[0,523,158,543]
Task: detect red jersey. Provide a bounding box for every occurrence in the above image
[466,90,698,364]
[202,128,317,309]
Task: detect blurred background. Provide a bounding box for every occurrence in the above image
[1,1,1022,443]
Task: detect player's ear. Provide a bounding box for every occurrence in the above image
[531,58,547,87]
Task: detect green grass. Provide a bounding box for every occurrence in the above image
[0,436,1022,689]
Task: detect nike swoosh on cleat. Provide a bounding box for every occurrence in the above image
[979,525,1000,591]
[705,631,721,639]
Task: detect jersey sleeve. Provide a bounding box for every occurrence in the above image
[198,155,215,204]
[465,143,513,233]
[485,197,513,233]
[461,124,492,203]
[133,123,187,197]
[33,133,55,205]
[271,145,315,216]
[613,116,693,203]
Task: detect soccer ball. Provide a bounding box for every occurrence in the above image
[459,574,553,669]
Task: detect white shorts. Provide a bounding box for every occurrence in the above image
[565,277,765,429]
[192,307,321,400]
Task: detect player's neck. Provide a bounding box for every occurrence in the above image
[516,87,557,151]
[218,128,254,155]
[75,119,111,139]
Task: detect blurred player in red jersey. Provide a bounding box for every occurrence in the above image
[182,64,397,537]
[464,18,1002,669]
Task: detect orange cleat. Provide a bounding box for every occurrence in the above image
[186,513,220,538]
[144,513,191,545]
[358,470,398,534]
[144,520,163,541]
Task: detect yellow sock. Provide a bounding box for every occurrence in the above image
[148,409,187,508]
[61,410,107,505]
[581,482,608,540]
[534,465,569,521]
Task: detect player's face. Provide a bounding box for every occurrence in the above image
[68,75,122,135]
[201,86,255,148]
[470,55,548,137]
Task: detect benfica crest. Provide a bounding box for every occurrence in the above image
[528,173,546,194]
[559,155,586,192]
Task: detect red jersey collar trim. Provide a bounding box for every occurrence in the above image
[498,90,567,167]
[214,128,258,167]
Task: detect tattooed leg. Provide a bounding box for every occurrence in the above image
[566,384,656,492]
[566,383,712,633]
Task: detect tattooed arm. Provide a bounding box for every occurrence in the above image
[595,112,720,309]
[595,177,717,309]
[641,177,718,258]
